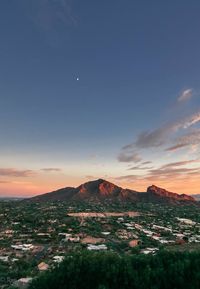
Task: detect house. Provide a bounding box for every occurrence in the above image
[87,244,107,251]
[37,233,51,237]
[68,236,80,242]
[140,247,159,255]
[129,240,139,247]
[176,218,196,226]
[0,256,9,262]
[14,277,33,289]
[59,233,72,241]
[152,225,172,232]
[53,256,65,263]
[11,244,34,251]
[101,232,110,236]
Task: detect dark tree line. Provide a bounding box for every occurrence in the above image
[29,250,200,289]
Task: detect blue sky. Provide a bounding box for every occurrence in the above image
[0,0,200,196]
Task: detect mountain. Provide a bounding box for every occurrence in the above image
[30,179,139,202]
[193,194,200,201]
[145,185,195,203]
[28,179,196,205]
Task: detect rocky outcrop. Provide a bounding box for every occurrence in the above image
[147,185,195,202]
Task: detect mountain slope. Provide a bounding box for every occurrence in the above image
[145,185,195,203]
[30,179,139,202]
[193,194,200,201]
[28,179,196,205]
[31,187,76,202]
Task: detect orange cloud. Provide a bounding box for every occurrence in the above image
[0,168,35,177]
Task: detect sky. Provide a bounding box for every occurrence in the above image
[0,0,200,197]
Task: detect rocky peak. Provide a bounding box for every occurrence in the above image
[77,179,121,196]
[147,185,195,202]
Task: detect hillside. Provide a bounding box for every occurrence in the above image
[193,194,200,201]
[28,179,196,205]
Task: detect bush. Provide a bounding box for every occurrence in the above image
[29,250,200,289]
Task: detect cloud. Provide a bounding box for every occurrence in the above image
[117,89,200,172]
[148,167,200,178]
[0,168,35,177]
[182,112,200,128]
[136,112,200,149]
[115,165,200,184]
[39,0,76,28]
[118,151,142,163]
[161,159,200,169]
[177,89,193,102]
[166,130,200,152]
[120,111,200,155]
[135,125,173,148]
[85,175,95,180]
[143,159,200,179]
[165,143,188,152]
[41,168,62,172]
[113,171,200,195]
[115,157,200,188]
[21,0,77,33]
[115,175,140,181]
[141,161,152,165]
[128,166,153,171]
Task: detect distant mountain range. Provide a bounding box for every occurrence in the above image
[0,197,24,201]
[28,179,196,205]
[193,194,200,201]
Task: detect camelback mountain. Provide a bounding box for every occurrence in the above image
[29,179,196,205]
[146,185,195,203]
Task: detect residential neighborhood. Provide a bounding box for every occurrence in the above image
[0,200,200,288]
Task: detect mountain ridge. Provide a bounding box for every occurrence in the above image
[28,179,196,205]
[193,194,200,201]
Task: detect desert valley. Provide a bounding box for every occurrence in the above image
[0,179,200,288]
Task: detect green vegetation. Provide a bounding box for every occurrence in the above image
[29,250,200,289]
[0,200,200,288]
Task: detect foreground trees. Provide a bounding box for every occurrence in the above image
[29,251,200,289]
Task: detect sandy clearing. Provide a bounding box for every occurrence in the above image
[67,211,140,218]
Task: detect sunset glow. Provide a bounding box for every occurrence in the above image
[0,1,200,197]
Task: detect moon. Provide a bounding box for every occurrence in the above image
[76,77,79,81]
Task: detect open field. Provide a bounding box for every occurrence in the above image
[67,211,141,218]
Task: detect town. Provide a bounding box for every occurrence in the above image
[0,200,200,288]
